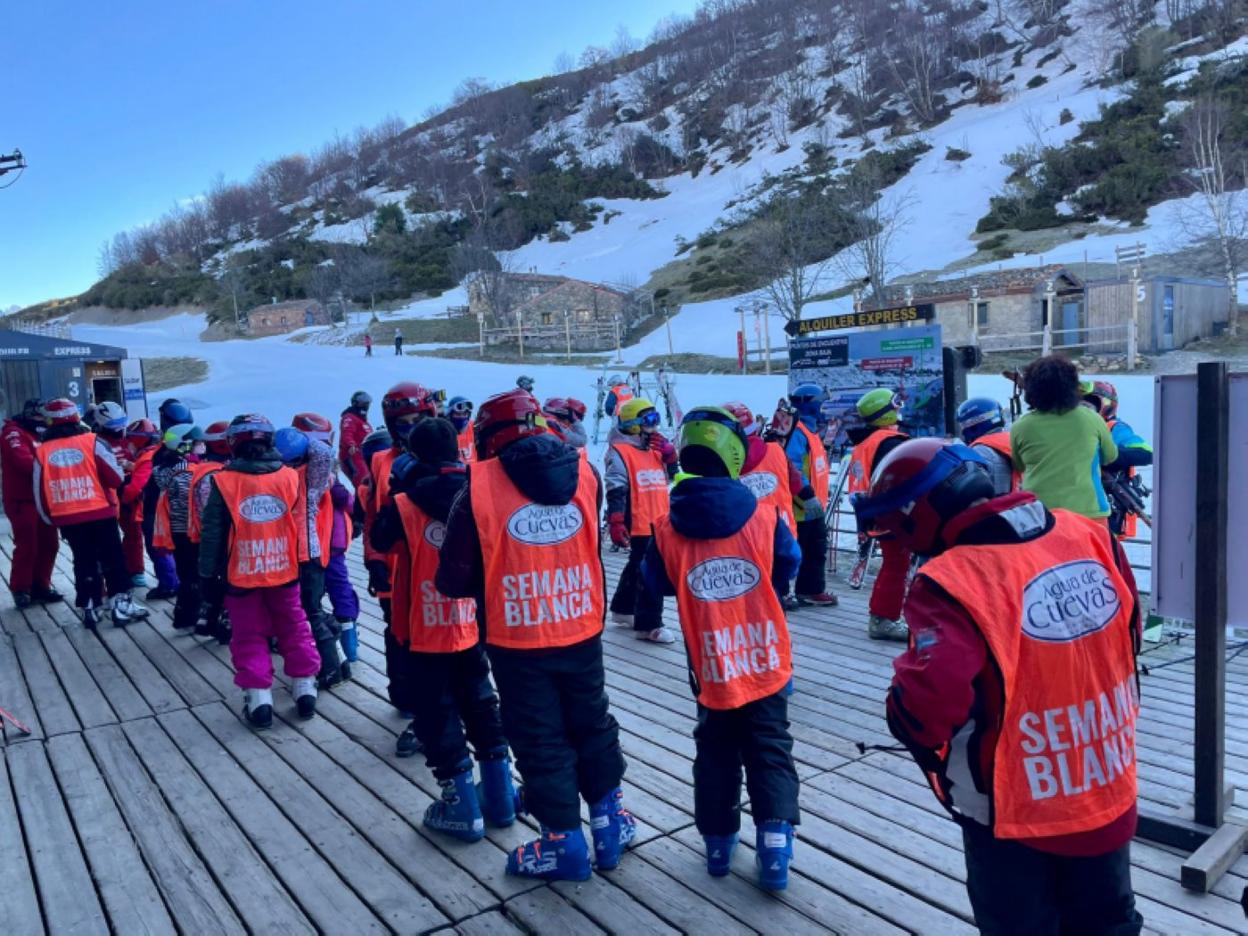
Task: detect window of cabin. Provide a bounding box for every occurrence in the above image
[976,302,989,327]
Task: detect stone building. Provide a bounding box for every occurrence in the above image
[468,272,645,351]
[244,300,330,337]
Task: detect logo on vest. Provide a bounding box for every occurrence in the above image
[1022,559,1121,643]
[47,447,85,468]
[687,557,761,602]
[506,502,584,546]
[635,468,668,489]
[238,494,288,524]
[423,520,446,549]
[740,471,778,500]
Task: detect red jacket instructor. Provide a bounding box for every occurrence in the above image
[1,400,61,606]
[854,439,1143,936]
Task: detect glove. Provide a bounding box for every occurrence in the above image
[389,453,420,494]
[608,512,630,548]
[366,559,391,596]
[801,496,824,521]
[649,433,678,466]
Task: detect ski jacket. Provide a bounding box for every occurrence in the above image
[437,433,605,645]
[120,445,156,510]
[33,427,125,527]
[153,453,196,534]
[886,492,1142,857]
[330,481,353,552]
[604,385,633,418]
[1010,406,1118,520]
[188,459,226,543]
[1,418,40,507]
[604,428,675,520]
[971,431,1019,497]
[211,468,304,589]
[740,437,799,536]
[609,441,670,536]
[1105,419,1152,472]
[338,408,373,484]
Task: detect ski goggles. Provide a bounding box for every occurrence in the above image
[620,408,661,433]
[449,399,473,417]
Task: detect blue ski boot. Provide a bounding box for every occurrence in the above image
[477,753,518,828]
[505,826,591,881]
[755,819,794,892]
[423,767,485,842]
[704,834,737,877]
[589,787,636,870]
[338,620,359,663]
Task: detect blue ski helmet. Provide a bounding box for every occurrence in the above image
[159,399,193,431]
[361,428,392,464]
[788,383,826,420]
[955,398,1006,444]
[274,427,310,465]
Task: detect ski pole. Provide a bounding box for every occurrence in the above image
[855,741,907,755]
[0,705,33,736]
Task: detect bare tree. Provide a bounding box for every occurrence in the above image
[217,254,251,329]
[1179,97,1246,336]
[835,168,915,300]
[338,249,391,313]
[741,195,839,322]
[884,2,949,125]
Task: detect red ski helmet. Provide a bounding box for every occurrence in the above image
[292,411,333,444]
[565,398,587,421]
[1083,380,1119,422]
[226,413,275,456]
[40,398,80,427]
[852,438,994,555]
[474,389,548,460]
[381,382,436,437]
[722,401,760,436]
[202,420,232,457]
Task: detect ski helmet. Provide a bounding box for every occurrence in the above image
[40,398,80,427]
[158,399,192,431]
[447,396,473,430]
[162,423,204,454]
[274,427,310,465]
[565,398,587,421]
[125,418,160,443]
[226,413,275,456]
[350,390,372,412]
[361,428,393,466]
[474,389,548,460]
[516,375,535,393]
[382,382,436,441]
[1083,380,1118,421]
[19,398,43,429]
[852,438,992,556]
[543,397,572,420]
[617,398,659,435]
[608,374,627,387]
[203,420,232,457]
[722,401,760,436]
[95,401,129,434]
[955,398,1006,444]
[679,406,748,480]
[856,388,901,428]
[292,412,333,444]
[789,383,827,420]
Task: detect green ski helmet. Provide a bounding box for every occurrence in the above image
[678,406,748,479]
[856,388,901,428]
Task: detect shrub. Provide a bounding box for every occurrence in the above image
[1027,75,1049,89]
[945,146,972,162]
[1059,108,1074,125]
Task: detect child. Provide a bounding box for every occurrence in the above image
[371,418,516,840]
[780,384,838,608]
[604,397,678,643]
[447,396,475,463]
[642,405,801,891]
[438,390,634,881]
[198,414,319,729]
[189,420,232,642]
[152,423,205,631]
[118,418,160,588]
[32,399,149,628]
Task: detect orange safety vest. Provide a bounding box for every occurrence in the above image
[152,492,174,550]
[35,434,112,522]
[457,425,475,464]
[187,462,224,544]
[740,442,796,536]
[213,468,305,589]
[367,447,402,596]
[975,431,1022,492]
[609,386,633,413]
[295,463,334,568]
[395,496,478,653]
[919,510,1138,840]
[612,443,669,536]
[847,428,904,495]
[795,423,830,505]
[654,505,792,710]
[470,455,603,650]
[1105,420,1138,539]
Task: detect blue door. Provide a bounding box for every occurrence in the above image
[1060,300,1082,347]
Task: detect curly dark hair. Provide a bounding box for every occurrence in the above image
[1022,354,1080,413]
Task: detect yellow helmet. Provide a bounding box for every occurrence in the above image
[617,398,659,435]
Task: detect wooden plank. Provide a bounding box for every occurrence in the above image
[122,717,315,933]
[450,909,525,935]
[39,629,117,729]
[158,709,387,933]
[0,749,43,934]
[191,702,451,932]
[45,733,174,935]
[62,624,153,722]
[0,634,42,742]
[122,621,220,707]
[5,741,108,935]
[93,626,188,714]
[551,873,680,934]
[503,888,606,935]
[12,631,79,737]
[84,723,246,935]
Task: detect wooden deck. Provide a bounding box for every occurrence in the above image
[1,526,1246,935]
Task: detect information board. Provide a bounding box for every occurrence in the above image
[788,324,946,456]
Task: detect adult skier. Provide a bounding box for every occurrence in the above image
[855,439,1143,934]
[339,391,373,486]
[437,389,635,881]
[2,399,61,608]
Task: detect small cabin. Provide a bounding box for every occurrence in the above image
[0,330,147,422]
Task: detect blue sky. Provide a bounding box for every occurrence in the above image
[0,0,698,311]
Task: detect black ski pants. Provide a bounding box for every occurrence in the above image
[610,534,663,632]
[794,517,827,596]
[487,635,626,829]
[407,644,507,780]
[171,533,201,629]
[693,692,800,836]
[61,518,131,608]
[961,820,1142,935]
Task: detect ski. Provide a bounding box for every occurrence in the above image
[825,453,852,575]
[848,537,876,590]
[592,362,610,444]
[655,367,684,426]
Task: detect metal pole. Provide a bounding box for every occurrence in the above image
[663,303,674,357]
[614,316,623,364]
[738,305,747,374]
[1131,265,1141,357]
[1127,317,1137,370]
[564,311,572,361]
[762,303,772,375]
[517,310,524,359]
[1194,361,1229,828]
[477,313,485,357]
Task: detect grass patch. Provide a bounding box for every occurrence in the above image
[408,346,608,366]
[365,316,480,344]
[142,356,209,391]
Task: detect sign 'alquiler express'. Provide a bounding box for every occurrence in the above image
[784,302,935,337]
